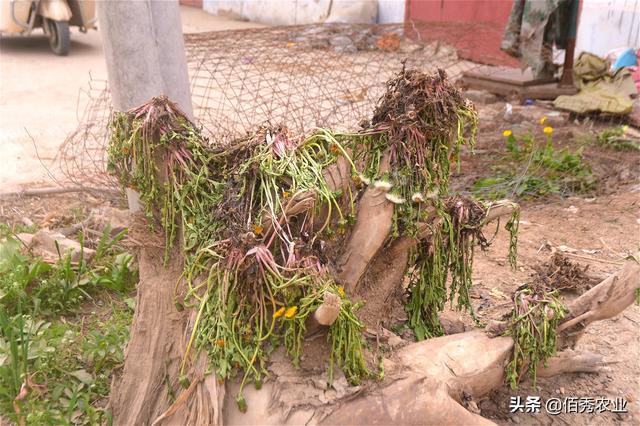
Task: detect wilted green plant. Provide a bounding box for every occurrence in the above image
[504,287,566,389]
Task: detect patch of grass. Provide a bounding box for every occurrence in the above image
[0,222,39,237]
[473,131,595,200]
[0,228,137,317]
[0,302,133,425]
[0,221,137,425]
[594,126,640,151]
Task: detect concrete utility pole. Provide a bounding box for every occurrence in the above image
[97,0,193,117]
[98,0,193,211]
[97,3,199,423]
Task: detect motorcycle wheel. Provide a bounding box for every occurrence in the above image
[45,19,70,56]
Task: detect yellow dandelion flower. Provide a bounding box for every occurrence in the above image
[337,286,345,298]
[284,306,298,318]
[283,190,291,199]
[502,130,512,137]
[539,116,547,125]
[273,307,285,318]
[543,126,553,135]
[216,339,225,348]
[253,224,263,235]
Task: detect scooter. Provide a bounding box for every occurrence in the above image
[0,0,96,55]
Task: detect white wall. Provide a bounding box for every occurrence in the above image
[202,0,404,25]
[576,0,640,57]
[377,0,405,24]
[203,0,331,25]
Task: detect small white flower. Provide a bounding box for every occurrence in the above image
[385,193,405,204]
[360,175,371,185]
[411,192,424,203]
[374,180,393,191]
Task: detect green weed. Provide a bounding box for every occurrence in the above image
[0,229,137,316]
[0,221,137,425]
[595,126,639,151]
[0,302,132,425]
[473,131,595,200]
[504,287,566,389]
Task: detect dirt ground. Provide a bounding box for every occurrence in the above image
[450,102,640,425]
[467,187,640,425]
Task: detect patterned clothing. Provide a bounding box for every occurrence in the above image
[502,0,573,79]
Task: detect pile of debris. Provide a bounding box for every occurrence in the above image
[530,252,599,293]
[15,206,131,263]
[287,25,423,54]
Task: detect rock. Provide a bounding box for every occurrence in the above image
[85,206,132,236]
[329,36,357,53]
[32,229,96,262]
[380,328,405,348]
[59,206,131,238]
[16,233,34,246]
[465,89,498,105]
[439,312,466,335]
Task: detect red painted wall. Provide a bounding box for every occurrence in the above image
[406,0,513,25]
[180,0,203,8]
[404,0,519,67]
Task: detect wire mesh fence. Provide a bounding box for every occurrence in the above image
[57,23,482,189]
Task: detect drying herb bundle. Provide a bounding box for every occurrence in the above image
[106,67,520,410]
[108,99,368,410]
[348,66,517,339]
[505,285,567,389]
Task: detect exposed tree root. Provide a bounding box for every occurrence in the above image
[536,349,615,378]
[110,246,185,424]
[106,71,637,426]
[218,259,639,425]
[336,152,393,293]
